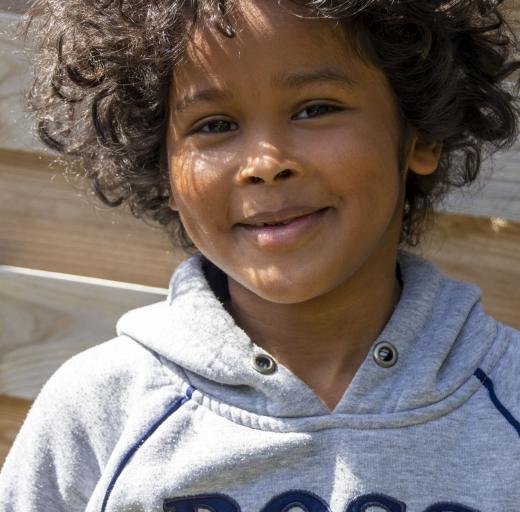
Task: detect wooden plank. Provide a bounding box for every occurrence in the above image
[0,149,186,288]
[410,213,520,331]
[0,266,167,400]
[0,394,32,468]
[1,11,520,220]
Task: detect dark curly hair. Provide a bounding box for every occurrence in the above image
[21,0,520,250]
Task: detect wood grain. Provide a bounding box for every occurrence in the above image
[0,266,167,400]
[0,394,31,468]
[0,149,186,288]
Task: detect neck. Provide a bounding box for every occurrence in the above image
[226,255,402,411]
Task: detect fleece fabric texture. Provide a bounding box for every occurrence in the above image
[1,249,520,512]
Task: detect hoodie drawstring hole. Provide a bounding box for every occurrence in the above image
[372,341,398,368]
[253,354,277,374]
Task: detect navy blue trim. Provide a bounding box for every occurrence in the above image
[474,368,520,438]
[101,386,195,512]
[424,503,480,512]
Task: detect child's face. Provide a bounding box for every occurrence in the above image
[167,1,433,304]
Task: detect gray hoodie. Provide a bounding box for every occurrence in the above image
[1,249,519,512]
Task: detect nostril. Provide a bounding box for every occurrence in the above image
[275,169,293,180]
[242,169,294,184]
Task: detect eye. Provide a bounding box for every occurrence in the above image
[293,104,344,120]
[192,118,239,134]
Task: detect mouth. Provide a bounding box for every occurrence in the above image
[236,207,331,249]
[238,207,329,228]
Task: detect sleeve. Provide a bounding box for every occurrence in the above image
[0,355,104,512]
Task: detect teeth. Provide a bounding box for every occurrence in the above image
[254,220,291,227]
[243,209,324,228]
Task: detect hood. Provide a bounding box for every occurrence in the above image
[116,249,508,428]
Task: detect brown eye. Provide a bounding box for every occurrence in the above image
[294,104,343,120]
[195,119,239,134]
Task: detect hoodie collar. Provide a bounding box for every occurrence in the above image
[117,250,506,423]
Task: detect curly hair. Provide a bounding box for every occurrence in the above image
[21,0,520,250]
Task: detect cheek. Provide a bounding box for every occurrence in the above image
[306,123,401,230]
[169,152,217,212]
[168,150,233,244]
[308,125,397,190]
[351,119,398,174]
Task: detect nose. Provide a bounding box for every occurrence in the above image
[235,143,302,186]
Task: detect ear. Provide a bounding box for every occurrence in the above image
[406,135,443,176]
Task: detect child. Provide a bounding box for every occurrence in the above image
[1,0,519,510]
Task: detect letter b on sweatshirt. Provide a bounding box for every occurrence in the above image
[163,494,240,512]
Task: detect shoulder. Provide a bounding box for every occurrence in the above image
[12,333,187,457]
[484,321,520,415]
[2,335,184,472]
[491,321,520,378]
[50,334,159,388]
[0,336,149,508]
[39,335,184,422]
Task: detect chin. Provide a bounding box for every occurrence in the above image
[243,274,326,305]
[255,289,315,305]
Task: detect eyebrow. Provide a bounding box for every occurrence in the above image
[174,88,234,114]
[173,67,357,114]
[272,67,358,90]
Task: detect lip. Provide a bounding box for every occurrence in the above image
[238,206,327,226]
[236,207,330,249]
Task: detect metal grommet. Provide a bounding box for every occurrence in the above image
[252,354,277,375]
[372,341,398,368]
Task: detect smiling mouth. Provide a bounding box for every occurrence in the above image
[236,207,330,249]
[238,207,329,228]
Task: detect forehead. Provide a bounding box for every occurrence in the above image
[171,0,376,98]
[188,0,347,55]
